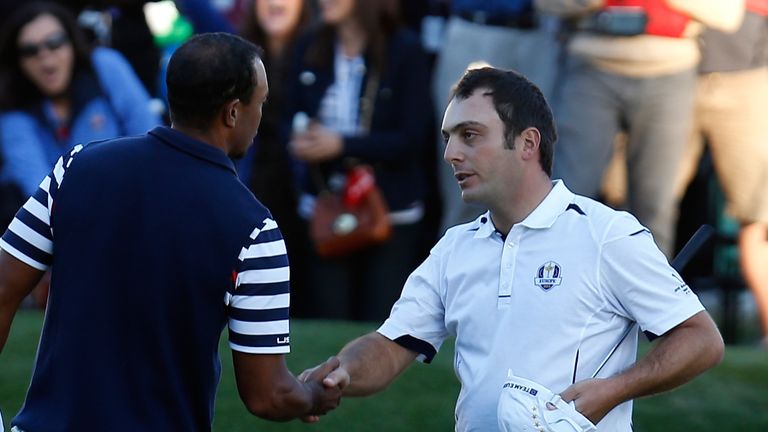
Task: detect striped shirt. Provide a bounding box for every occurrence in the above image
[3,127,294,431]
[1,147,291,355]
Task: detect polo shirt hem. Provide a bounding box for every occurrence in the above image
[642,302,705,337]
[376,325,438,363]
[229,342,291,354]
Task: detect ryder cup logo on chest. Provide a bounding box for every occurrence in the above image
[534,261,562,291]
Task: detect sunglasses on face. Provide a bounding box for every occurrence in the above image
[18,32,70,58]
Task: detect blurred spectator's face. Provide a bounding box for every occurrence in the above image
[318,0,355,25]
[256,0,303,41]
[17,14,74,99]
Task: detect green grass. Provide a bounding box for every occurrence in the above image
[2,310,767,431]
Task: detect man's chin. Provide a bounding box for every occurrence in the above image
[228,143,253,160]
[460,190,484,207]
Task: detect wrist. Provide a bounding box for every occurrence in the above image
[303,381,321,415]
[603,375,631,406]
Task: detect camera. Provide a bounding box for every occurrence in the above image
[589,6,648,36]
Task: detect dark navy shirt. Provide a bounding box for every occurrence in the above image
[1,127,291,431]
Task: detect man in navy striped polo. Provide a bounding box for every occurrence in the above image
[0,33,340,431]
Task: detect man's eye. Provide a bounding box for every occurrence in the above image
[463,131,477,140]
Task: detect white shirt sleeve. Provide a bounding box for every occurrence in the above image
[600,222,704,336]
[378,250,450,363]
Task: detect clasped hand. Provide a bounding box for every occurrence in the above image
[299,356,345,423]
[298,356,349,423]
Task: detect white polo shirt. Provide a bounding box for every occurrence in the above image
[378,180,704,432]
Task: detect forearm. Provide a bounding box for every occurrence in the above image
[336,332,416,396]
[560,312,724,424]
[610,312,724,402]
[233,352,340,421]
[0,253,44,354]
[0,304,20,354]
[251,373,315,421]
[0,289,32,353]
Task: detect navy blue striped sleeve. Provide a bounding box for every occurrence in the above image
[225,217,291,354]
[0,145,83,270]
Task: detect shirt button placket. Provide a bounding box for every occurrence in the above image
[498,237,517,307]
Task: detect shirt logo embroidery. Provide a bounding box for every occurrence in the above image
[534,261,562,291]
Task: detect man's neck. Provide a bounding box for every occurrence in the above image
[171,123,228,154]
[489,173,553,236]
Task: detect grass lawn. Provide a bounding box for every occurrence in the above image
[2,310,767,431]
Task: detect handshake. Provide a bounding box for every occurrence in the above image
[296,356,350,423]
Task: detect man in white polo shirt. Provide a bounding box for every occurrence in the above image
[301,67,724,431]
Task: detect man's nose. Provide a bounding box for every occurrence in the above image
[443,137,462,165]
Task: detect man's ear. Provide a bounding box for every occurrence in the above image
[222,99,241,128]
[519,127,541,161]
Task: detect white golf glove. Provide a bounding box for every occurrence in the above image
[498,373,597,432]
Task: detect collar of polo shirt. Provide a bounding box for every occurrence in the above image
[473,180,575,239]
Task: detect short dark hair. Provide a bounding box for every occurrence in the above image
[0,1,92,110]
[166,32,264,128]
[451,67,557,176]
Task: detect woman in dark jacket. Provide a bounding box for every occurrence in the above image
[286,0,434,321]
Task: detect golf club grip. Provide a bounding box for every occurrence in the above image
[670,224,715,273]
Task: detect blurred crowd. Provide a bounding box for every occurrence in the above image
[0,0,766,343]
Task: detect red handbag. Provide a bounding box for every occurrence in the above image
[310,165,392,258]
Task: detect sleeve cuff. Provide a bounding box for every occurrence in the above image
[229,342,291,355]
[0,240,50,271]
[641,301,705,337]
[377,324,439,364]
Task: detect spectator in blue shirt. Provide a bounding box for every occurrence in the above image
[0,2,161,198]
